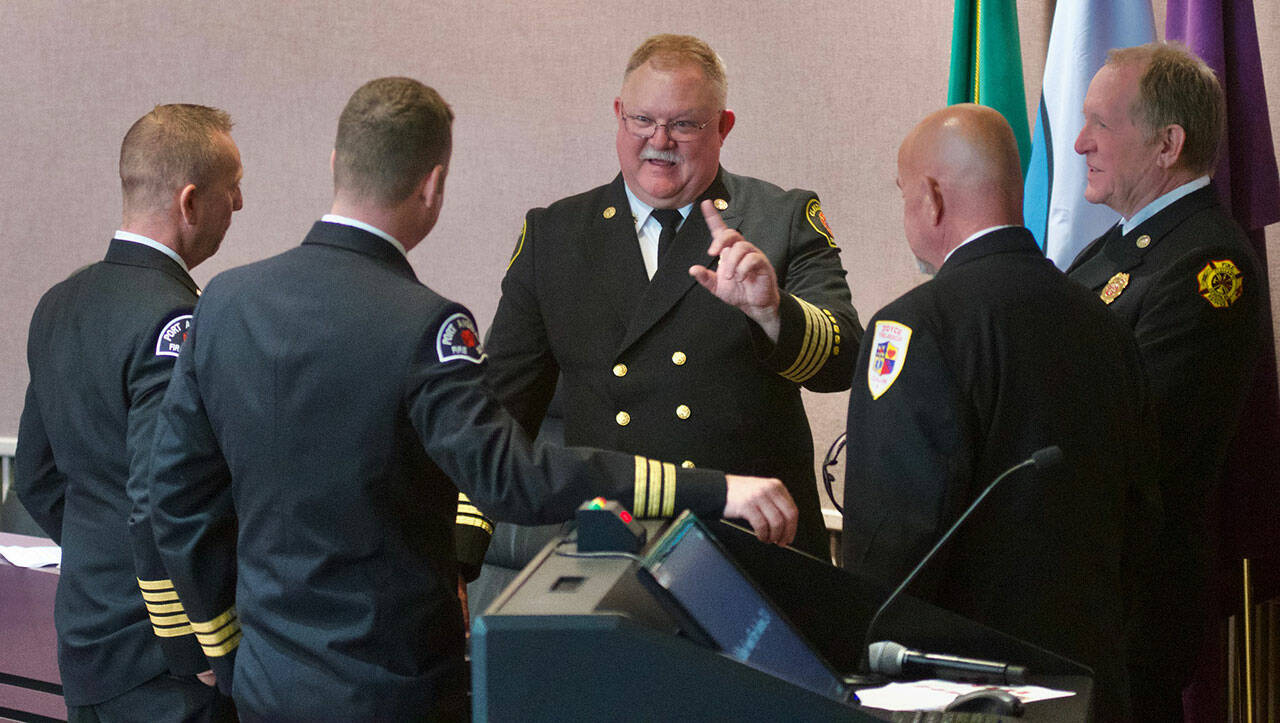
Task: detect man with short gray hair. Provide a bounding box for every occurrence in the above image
[16,103,242,722]
[1066,41,1266,719]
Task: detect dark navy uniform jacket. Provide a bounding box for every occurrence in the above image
[483,169,861,559]
[147,221,729,720]
[1067,187,1265,685]
[15,239,209,705]
[843,228,1159,715]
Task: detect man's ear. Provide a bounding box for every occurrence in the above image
[718,108,736,141]
[421,164,446,211]
[1154,124,1187,170]
[923,176,944,226]
[179,183,199,226]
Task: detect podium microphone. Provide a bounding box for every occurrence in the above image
[859,445,1063,667]
[867,640,1027,685]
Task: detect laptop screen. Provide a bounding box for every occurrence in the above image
[639,511,853,704]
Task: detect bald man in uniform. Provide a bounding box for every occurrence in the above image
[841,104,1157,717]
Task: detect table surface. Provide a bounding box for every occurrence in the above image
[0,531,64,720]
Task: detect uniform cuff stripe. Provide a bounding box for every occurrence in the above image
[201,630,242,658]
[141,589,181,603]
[456,515,494,535]
[153,624,195,638]
[136,577,176,591]
[780,296,835,383]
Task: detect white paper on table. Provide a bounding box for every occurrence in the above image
[854,679,1075,712]
[0,545,62,569]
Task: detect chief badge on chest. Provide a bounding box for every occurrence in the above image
[1100,272,1129,305]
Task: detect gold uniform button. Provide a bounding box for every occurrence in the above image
[616,411,631,426]
[612,363,628,377]
[603,206,617,219]
[671,351,687,366]
[713,198,728,211]
[1135,234,1151,248]
[681,460,695,468]
[676,404,691,420]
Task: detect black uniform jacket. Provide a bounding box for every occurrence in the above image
[484,169,861,558]
[843,228,1159,714]
[1066,186,1265,672]
[15,239,208,705]
[147,221,728,720]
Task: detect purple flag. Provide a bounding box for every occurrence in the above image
[1166,3,1280,720]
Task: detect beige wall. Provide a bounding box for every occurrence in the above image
[2,2,1278,501]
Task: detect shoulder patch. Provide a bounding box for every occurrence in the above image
[154,314,193,358]
[1197,259,1243,308]
[436,312,486,364]
[805,199,837,248]
[506,219,527,270]
[867,320,912,400]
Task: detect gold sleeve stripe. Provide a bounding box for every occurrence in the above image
[455,515,494,535]
[457,502,486,517]
[141,589,180,603]
[779,296,836,383]
[634,456,648,516]
[190,606,237,634]
[195,619,240,648]
[145,601,186,615]
[647,459,663,516]
[630,457,678,518]
[148,611,192,626]
[200,630,242,658]
[458,492,472,504]
[661,462,677,517]
[152,623,195,638]
[136,577,175,591]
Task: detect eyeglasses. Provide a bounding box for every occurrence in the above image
[620,105,718,142]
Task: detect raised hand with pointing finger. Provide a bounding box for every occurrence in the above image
[690,199,782,342]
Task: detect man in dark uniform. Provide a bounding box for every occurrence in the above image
[1065,43,1265,719]
[477,33,860,571]
[841,104,1158,717]
[15,104,242,721]
[146,77,797,721]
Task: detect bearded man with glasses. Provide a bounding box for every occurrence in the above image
[464,34,860,598]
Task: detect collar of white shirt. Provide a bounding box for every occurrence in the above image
[623,184,693,279]
[114,230,189,273]
[321,214,408,258]
[1121,175,1211,235]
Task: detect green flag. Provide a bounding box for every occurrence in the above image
[947,0,1032,175]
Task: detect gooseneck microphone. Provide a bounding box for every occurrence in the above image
[859,445,1064,668]
[867,641,1027,685]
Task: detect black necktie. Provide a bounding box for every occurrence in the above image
[652,209,683,261]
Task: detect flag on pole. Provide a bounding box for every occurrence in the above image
[947,0,1032,175]
[1167,0,1280,605]
[1023,0,1156,268]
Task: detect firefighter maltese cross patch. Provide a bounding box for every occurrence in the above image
[154,314,193,358]
[1197,259,1243,309]
[867,320,912,400]
[436,312,486,364]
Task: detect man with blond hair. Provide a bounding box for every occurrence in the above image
[472,34,859,592]
[16,104,242,721]
[1067,42,1266,718]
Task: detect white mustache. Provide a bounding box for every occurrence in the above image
[640,147,682,164]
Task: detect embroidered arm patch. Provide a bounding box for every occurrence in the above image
[867,320,912,399]
[155,314,193,358]
[436,312,486,364]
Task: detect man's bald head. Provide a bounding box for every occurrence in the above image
[896,104,1024,272]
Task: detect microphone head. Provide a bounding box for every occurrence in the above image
[1031,445,1063,469]
[866,640,907,675]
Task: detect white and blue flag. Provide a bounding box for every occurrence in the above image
[1024,0,1156,268]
